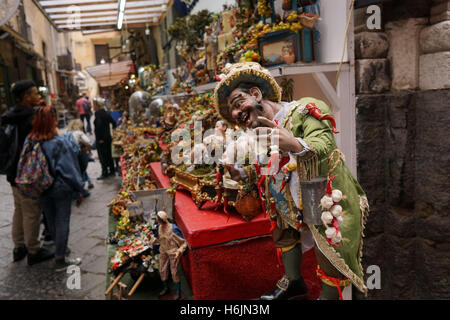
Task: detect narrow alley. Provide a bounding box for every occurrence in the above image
[0,146,121,300]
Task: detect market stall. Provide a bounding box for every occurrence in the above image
[105,0,357,300]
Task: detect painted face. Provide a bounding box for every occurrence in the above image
[226,88,265,128]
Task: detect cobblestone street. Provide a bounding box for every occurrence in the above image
[0,142,121,300]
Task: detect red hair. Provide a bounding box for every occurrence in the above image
[29,106,58,141]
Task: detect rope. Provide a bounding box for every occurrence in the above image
[327,149,344,180]
[335,0,356,88]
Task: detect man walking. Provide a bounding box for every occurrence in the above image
[93,98,116,180]
[0,80,54,265]
[76,94,92,134]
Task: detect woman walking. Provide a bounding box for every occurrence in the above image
[66,119,94,190]
[29,105,84,271]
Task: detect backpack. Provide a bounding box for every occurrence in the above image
[15,137,54,199]
[83,101,91,114]
[61,132,80,157]
[0,118,19,175]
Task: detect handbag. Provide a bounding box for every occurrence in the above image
[15,137,54,199]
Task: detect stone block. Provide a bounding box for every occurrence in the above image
[386,18,428,90]
[420,21,450,54]
[430,10,450,24]
[383,235,417,298]
[416,214,450,242]
[356,59,391,94]
[420,51,450,90]
[430,0,450,16]
[385,208,416,238]
[363,208,386,237]
[414,90,450,212]
[430,1,450,23]
[415,238,450,299]
[355,32,389,59]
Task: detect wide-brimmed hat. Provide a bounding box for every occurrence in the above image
[213,62,282,127]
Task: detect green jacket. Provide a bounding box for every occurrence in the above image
[271,97,369,294]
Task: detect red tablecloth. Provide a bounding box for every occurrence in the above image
[149,162,321,300]
[149,162,271,248]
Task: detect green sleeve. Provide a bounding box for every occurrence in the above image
[290,98,337,159]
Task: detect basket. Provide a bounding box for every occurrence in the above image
[299,14,319,29]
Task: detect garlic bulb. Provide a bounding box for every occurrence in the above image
[325,227,336,239]
[336,215,344,226]
[320,195,334,209]
[330,204,343,217]
[332,189,343,203]
[321,211,333,225]
[331,231,342,243]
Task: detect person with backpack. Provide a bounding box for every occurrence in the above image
[0,80,54,265]
[76,94,92,134]
[28,105,84,271]
[93,98,117,180]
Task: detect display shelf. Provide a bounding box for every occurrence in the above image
[151,62,349,101]
[193,81,217,93]
[268,61,350,77]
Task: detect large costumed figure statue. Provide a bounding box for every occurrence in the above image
[214,62,369,300]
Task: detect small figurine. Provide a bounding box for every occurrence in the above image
[189,120,227,168]
[204,25,219,80]
[162,102,177,131]
[148,211,187,300]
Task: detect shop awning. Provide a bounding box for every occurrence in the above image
[37,0,173,33]
[85,60,133,87]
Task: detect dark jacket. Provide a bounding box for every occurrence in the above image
[94,109,116,142]
[1,105,35,185]
[41,136,84,196]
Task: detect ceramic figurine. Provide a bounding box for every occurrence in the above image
[148,211,187,300]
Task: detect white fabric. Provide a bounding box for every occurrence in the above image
[71,130,90,146]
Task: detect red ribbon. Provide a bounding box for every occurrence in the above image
[326,237,342,248]
[316,267,347,300]
[276,247,283,268]
[269,220,277,233]
[326,174,338,195]
[279,179,287,193]
[306,103,339,134]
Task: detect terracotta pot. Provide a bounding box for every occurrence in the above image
[235,191,262,221]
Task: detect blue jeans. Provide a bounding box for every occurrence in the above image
[40,187,74,259]
[82,170,91,184]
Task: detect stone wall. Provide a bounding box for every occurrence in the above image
[355,90,450,299]
[354,0,450,299]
